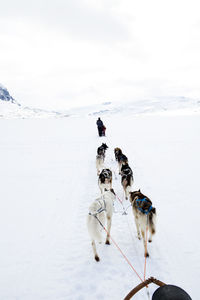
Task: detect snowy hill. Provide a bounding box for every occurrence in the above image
[0,101,70,119]
[1,91,200,119]
[0,84,72,118]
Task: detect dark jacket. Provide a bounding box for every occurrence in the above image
[96,119,103,128]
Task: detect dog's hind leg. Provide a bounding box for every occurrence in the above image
[133,212,141,240]
[141,229,149,257]
[125,186,130,200]
[118,162,122,175]
[92,240,100,262]
[105,215,112,245]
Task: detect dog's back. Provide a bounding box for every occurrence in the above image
[119,154,128,164]
[121,163,133,184]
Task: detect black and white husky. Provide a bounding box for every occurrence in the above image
[87,189,116,261]
[129,190,156,257]
[121,163,133,200]
[96,143,108,175]
[114,147,128,174]
[98,168,112,194]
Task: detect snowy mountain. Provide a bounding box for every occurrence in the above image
[1,84,200,119]
[0,84,17,103]
[0,84,70,119]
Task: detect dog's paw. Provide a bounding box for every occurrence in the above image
[95,255,100,262]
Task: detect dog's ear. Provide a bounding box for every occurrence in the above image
[138,189,141,192]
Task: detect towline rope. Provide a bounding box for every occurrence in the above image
[94,214,144,283]
[114,192,150,292]
[144,216,149,281]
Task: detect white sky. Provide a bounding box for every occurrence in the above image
[0,0,200,109]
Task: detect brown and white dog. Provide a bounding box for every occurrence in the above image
[87,189,116,261]
[121,163,133,200]
[114,147,128,175]
[129,190,156,257]
[98,168,112,194]
[96,143,108,175]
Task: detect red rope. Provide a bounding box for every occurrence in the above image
[96,216,144,283]
[144,219,149,281]
[116,194,123,204]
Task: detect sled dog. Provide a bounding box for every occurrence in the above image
[129,190,156,257]
[87,189,116,261]
[114,148,128,174]
[98,168,112,194]
[96,143,109,175]
[121,163,133,200]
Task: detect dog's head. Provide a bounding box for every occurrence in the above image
[102,143,108,150]
[129,189,143,203]
[114,147,122,154]
[114,147,122,159]
[100,168,112,179]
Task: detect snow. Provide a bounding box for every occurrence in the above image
[0,108,199,299]
[0,96,200,119]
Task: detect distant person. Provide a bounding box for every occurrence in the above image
[96,117,106,137]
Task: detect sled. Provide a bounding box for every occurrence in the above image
[124,277,192,300]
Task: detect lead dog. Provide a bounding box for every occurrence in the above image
[129,190,156,257]
[87,189,116,261]
[96,143,108,175]
[114,147,128,174]
[98,168,112,194]
[121,163,133,200]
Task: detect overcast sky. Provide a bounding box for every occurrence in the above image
[0,0,200,109]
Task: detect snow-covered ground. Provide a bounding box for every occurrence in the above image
[0,109,199,299]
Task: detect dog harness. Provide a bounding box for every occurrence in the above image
[121,167,133,178]
[136,198,152,215]
[89,198,106,217]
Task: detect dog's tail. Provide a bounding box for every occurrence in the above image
[149,208,156,235]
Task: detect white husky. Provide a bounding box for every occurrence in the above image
[87,189,116,261]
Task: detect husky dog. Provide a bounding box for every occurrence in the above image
[129,190,156,257]
[114,148,128,174]
[98,168,112,194]
[96,143,109,175]
[87,189,116,261]
[121,163,133,200]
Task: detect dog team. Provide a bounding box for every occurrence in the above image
[87,143,156,261]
